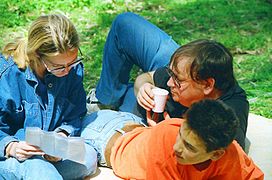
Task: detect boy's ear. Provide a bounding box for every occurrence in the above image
[210,149,225,161]
[203,78,215,95]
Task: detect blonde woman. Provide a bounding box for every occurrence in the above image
[0,14,97,179]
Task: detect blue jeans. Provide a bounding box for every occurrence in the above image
[96,12,179,112]
[0,144,97,180]
[81,110,146,166]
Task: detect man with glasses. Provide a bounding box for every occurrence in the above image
[89,12,248,150]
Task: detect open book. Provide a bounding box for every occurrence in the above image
[25,127,86,164]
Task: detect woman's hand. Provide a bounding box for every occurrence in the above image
[137,83,155,111]
[6,141,44,161]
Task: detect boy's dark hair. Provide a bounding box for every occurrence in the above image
[185,99,239,152]
[170,39,235,93]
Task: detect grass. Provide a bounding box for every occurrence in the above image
[0,0,271,118]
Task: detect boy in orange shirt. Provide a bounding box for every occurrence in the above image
[81,99,264,179]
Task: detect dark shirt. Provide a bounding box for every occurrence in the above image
[135,67,249,149]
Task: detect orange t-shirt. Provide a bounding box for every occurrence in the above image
[110,118,264,180]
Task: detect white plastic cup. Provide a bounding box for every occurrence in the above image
[152,88,169,113]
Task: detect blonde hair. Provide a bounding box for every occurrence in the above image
[2,14,79,70]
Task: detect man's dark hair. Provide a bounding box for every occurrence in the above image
[170,39,235,93]
[185,99,239,152]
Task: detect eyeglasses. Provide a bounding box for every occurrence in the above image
[42,48,84,74]
[166,66,190,88]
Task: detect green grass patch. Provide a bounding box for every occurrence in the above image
[0,0,271,118]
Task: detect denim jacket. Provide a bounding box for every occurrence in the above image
[0,54,87,158]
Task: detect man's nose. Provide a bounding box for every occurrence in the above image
[167,77,175,87]
[174,141,183,153]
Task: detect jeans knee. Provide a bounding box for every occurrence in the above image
[115,12,137,23]
[113,12,140,31]
[23,159,63,179]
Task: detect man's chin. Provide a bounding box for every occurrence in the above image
[176,160,190,165]
[176,159,197,165]
[172,96,188,107]
[171,93,179,102]
[175,155,187,165]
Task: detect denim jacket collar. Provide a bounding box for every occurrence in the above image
[25,67,38,83]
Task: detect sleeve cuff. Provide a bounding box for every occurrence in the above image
[0,136,18,158]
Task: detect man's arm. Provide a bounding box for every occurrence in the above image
[134,71,155,96]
